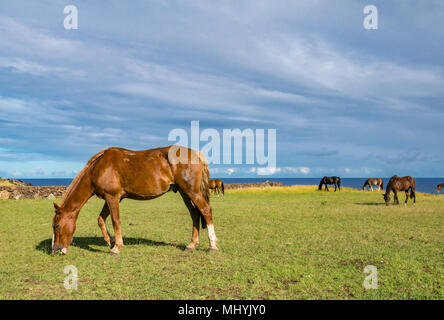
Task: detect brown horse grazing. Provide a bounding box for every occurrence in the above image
[209,179,224,197]
[437,183,444,193]
[362,178,384,191]
[383,175,416,206]
[51,146,218,255]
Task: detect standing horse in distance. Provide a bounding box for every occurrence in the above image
[362,178,384,191]
[318,176,341,192]
[437,183,444,193]
[209,179,224,197]
[51,146,218,255]
[383,175,416,206]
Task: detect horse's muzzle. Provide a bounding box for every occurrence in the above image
[52,245,68,255]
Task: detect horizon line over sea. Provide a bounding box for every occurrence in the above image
[16,177,444,195]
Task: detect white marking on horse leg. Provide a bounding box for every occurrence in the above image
[207,224,218,250]
[110,246,120,255]
[52,233,55,250]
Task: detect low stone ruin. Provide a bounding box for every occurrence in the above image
[0,178,283,200]
[224,180,283,190]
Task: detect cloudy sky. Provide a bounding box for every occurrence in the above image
[0,0,443,178]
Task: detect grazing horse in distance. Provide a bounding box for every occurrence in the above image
[383,175,416,206]
[437,183,444,193]
[318,176,341,192]
[362,178,384,191]
[51,146,218,255]
[209,179,224,197]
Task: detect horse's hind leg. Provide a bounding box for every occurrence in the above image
[404,191,409,205]
[179,190,200,251]
[98,203,114,248]
[105,194,124,255]
[185,192,218,251]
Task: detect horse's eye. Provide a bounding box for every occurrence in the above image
[53,224,61,230]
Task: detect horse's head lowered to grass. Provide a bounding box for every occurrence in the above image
[382,193,391,206]
[52,202,76,254]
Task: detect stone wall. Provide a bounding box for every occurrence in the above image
[0,181,283,200]
[224,181,283,190]
[0,186,66,200]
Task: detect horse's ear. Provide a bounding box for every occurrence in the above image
[53,202,60,211]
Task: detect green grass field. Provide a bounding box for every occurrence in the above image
[0,186,443,300]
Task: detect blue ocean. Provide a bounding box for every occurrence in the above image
[22,177,444,194]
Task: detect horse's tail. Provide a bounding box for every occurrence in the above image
[380,181,384,191]
[409,177,416,199]
[199,151,209,229]
[221,181,224,196]
[337,177,341,190]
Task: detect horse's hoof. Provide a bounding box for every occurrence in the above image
[110,247,120,255]
[185,244,196,251]
[208,247,219,253]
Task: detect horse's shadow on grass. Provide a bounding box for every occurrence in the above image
[36,237,186,255]
[354,202,386,206]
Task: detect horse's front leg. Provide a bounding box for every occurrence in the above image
[105,194,124,254]
[404,191,409,205]
[97,203,114,248]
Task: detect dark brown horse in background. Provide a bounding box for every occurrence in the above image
[318,176,341,191]
[437,183,444,193]
[383,175,416,206]
[52,146,218,255]
[209,179,224,197]
[362,178,384,191]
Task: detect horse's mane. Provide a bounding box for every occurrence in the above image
[385,176,399,193]
[197,151,208,165]
[60,148,110,206]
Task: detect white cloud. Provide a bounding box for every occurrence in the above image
[225,168,236,175]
